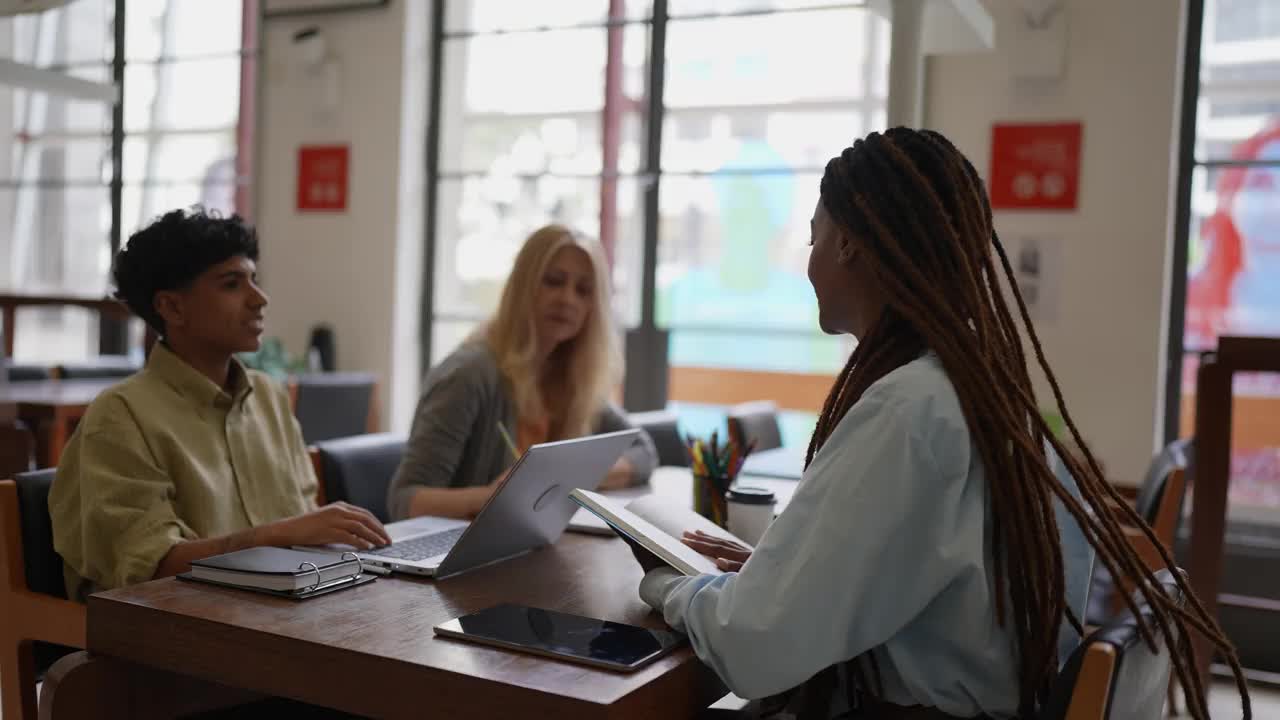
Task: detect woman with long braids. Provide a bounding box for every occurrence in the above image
[633,128,1250,719]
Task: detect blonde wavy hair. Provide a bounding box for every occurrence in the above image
[480,224,622,440]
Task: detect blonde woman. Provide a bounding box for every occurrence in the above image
[388,225,658,521]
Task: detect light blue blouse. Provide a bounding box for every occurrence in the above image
[639,354,1094,718]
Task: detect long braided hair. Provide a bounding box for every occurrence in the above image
[801,128,1249,719]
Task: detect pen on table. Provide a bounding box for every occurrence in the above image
[360,563,391,576]
[496,421,521,460]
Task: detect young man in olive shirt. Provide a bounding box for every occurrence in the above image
[50,208,390,600]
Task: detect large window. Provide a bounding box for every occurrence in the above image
[430,0,652,365]
[121,0,250,232]
[1175,0,1280,521]
[428,1,889,439]
[1,0,114,362]
[0,0,255,364]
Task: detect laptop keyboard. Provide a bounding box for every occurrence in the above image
[364,527,466,562]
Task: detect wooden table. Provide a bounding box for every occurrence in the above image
[0,379,116,468]
[41,533,726,720]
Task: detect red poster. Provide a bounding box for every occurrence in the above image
[989,123,1082,210]
[296,145,349,212]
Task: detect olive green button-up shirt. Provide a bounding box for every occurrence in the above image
[50,343,318,600]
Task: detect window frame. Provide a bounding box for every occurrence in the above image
[422,0,883,409]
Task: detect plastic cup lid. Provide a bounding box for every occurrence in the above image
[727,485,776,505]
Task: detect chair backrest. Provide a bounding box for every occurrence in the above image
[10,469,67,599]
[56,355,140,380]
[627,410,688,467]
[0,421,34,480]
[1085,441,1192,626]
[313,433,405,523]
[1043,569,1182,720]
[1134,439,1192,540]
[7,364,52,382]
[727,400,783,452]
[293,372,377,445]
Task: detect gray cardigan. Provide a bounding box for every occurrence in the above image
[387,342,658,520]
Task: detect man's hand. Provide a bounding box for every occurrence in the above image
[259,502,391,550]
[682,530,752,571]
[154,502,392,580]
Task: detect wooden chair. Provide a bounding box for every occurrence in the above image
[1108,468,1186,583]
[628,409,689,468]
[726,400,783,451]
[0,472,86,720]
[1090,451,1189,716]
[1133,440,1192,550]
[1088,440,1191,626]
[1043,569,1183,720]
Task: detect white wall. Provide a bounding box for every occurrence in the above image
[256,1,426,432]
[924,0,1186,485]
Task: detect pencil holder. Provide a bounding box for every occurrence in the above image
[691,471,730,528]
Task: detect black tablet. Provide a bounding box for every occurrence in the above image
[433,603,687,672]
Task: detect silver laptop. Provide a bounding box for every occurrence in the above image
[357,429,640,580]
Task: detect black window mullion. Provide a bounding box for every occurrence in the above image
[100,0,128,355]
[640,0,667,334]
[1165,0,1205,444]
[620,0,670,411]
[420,0,447,380]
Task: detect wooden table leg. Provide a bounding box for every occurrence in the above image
[1,638,39,720]
[40,652,134,720]
[41,651,266,720]
[46,409,70,468]
[30,417,57,471]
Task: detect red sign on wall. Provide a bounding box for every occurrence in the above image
[296,145,349,212]
[989,123,1083,210]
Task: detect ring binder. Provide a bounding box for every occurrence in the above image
[184,547,375,600]
[340,551,364,577]
[298,562,321,592]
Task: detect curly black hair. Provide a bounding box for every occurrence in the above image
[112,207,259,334]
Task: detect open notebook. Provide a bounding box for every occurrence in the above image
[569,490,749,576]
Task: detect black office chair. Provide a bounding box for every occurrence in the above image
[0,469,85,720]
[1042,569,1183,720]
[727,401,783,451]
[7,365,52,382]
[313,433,405,523]
[627,410,688,467]
[292,372,377,445]
[56,355,141,380]
[12,470,69,602]
[1086,440,1191,626]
